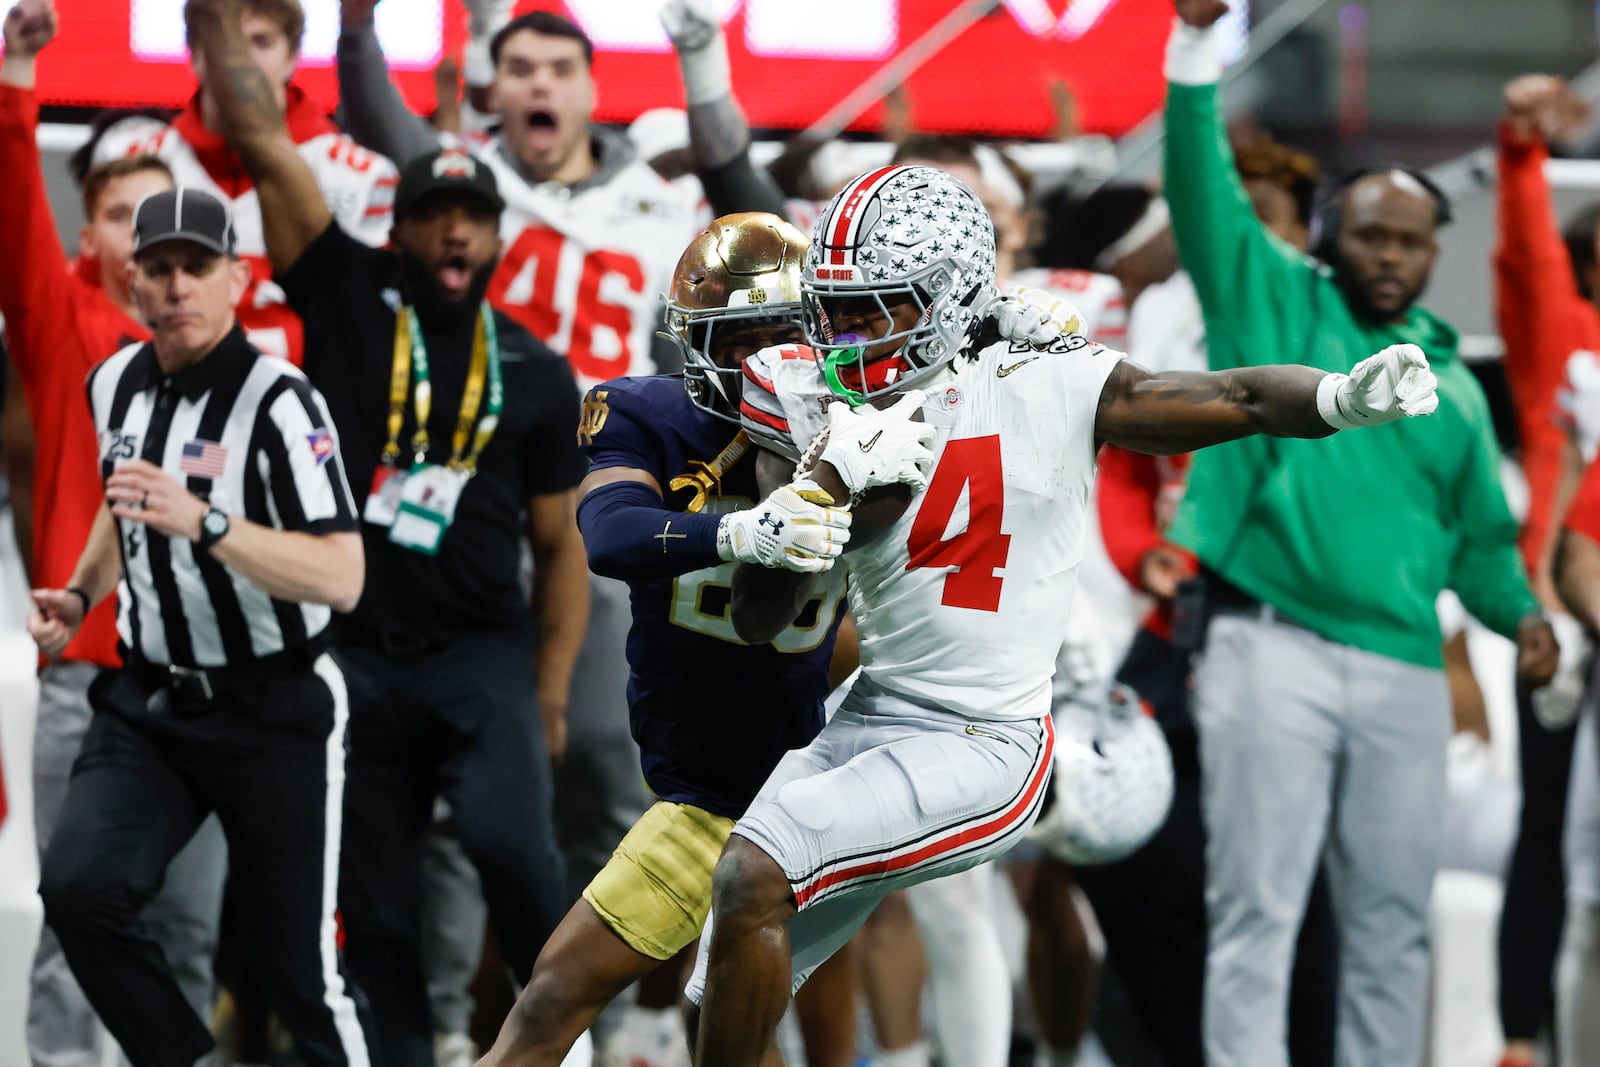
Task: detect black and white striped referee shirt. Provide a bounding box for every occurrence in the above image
[88,325,358,668]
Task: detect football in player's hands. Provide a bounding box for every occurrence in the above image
[799,400,926,549]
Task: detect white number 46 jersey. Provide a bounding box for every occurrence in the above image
[741,335,1125,722]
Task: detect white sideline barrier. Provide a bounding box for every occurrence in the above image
[0,627,41,1067]
[1429,870,1506,1067]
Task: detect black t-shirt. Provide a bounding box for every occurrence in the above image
[279,222,584,640]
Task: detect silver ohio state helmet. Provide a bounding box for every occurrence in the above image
[1029,682,1175,866]
[803,165,998,406]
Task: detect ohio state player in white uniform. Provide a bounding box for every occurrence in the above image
[685,164,1446,1066]
[92,2,396,364]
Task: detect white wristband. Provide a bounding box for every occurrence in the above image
[1164,18,1222,86]
[678,40,732,106]
[715,513,735,561]
[1316,372,1359,431]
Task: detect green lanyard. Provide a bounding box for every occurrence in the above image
[382,302,503,474]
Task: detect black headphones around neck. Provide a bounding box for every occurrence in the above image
[1308,163,1454,267]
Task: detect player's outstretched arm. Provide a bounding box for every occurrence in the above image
[186,0,329,274]
[1097,343,1440,455]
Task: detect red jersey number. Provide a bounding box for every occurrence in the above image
[490,225,647,384]
[905,435,1011,612]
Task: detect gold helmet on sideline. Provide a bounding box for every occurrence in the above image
[665,212,809,425]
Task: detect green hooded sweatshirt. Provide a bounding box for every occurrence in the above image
[1163,80,1535,668]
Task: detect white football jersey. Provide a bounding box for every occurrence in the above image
[93,101,398,363]
[479,141,703,392]
[1011,267,1127,350]
[742,335,1124,721]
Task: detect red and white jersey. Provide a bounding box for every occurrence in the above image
[93,88,397,364]
[480,138,703,392]
[1011,267,1126,350]
[742,335,1125,722]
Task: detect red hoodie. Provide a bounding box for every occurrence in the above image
[91,85,398,364]
[1095,444,1195,640]
[1494,122,1600,582]
[0,83,145,668]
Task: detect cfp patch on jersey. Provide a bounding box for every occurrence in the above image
[306,429,335,466]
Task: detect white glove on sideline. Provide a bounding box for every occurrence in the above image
[1533,612,1591,730]
[1317,342,1439,430]
[460,0,515,86]
[717,479,851,572]
[815,390,936,496]
[984,287,1086,348]
[659,0,732,105]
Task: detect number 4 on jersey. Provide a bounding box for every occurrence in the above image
[905,435,1011,612]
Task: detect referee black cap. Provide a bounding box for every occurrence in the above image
[394,147,504,221]
[133,187,238,258]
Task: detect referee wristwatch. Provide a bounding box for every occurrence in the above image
[198,507,231,553]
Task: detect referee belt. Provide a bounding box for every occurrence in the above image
[126,646,319,710]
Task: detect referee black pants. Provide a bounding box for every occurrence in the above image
[38,656,373,1067]
[336,631,567,1067]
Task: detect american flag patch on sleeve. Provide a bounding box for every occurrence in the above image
[179,440,228,478]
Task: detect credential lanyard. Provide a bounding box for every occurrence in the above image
[381,303,504,474]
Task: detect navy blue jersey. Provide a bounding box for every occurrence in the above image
[582,375,847,818]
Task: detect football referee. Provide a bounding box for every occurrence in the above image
[26,186,374,1067]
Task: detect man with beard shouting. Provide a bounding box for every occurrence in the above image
[1163,2,1559,1064]
[186,3,591,1065]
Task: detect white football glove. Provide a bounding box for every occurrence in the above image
[1558,349,1600,462]
[983,287,1087,348]
[717,478,852,572]
[1532,612,1591,731]
[1316,342,1439,430]
[814,390,936,496]
[659,0,731,105]
[459,0,514,87]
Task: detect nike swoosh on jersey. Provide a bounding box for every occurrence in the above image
[996,357,1040,378]
[859,429,884,452]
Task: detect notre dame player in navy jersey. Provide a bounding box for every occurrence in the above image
[585,374,849,815]
[478,214,857,1067]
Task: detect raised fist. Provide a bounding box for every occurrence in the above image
[1174,0,1230,29]
[659,0,723,53]
[4,0,58,58]
[1503,74,1589,145]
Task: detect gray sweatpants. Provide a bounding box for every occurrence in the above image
[28,661,228,1067]
[1193,612,1450,1067]
[1558,706,1600,1065]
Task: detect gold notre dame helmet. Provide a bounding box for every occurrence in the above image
[666,211,808,424]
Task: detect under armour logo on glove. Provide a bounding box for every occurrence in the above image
[717,480,852,573]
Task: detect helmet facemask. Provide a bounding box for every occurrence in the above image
[664,211,811,426]
[669,304,806,425]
